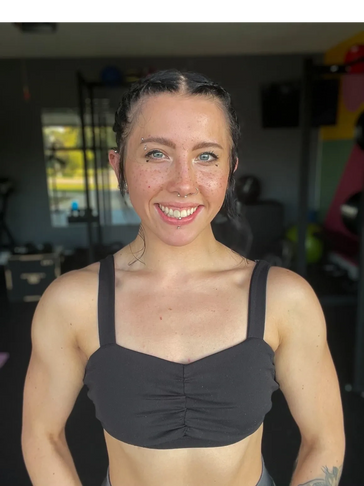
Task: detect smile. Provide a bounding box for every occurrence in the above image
[158,204,199,219]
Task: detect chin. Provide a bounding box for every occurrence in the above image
[159,232,200,247]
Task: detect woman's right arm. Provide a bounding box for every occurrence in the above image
[21,271,90,485]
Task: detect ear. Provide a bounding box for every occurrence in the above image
[233,158,239,173]
[108,149,120,179]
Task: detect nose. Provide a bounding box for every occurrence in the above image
[168,155,198,197]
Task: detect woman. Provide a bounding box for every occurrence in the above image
[21,70,345,486]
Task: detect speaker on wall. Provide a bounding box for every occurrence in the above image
[261,78,339,128]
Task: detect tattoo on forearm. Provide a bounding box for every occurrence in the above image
[297,464,343,486]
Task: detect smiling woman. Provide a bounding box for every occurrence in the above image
[22,69,344,486]
[108,70,241,265]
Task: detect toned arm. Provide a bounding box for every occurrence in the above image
[271,267,345,486]
[21,269,94,485]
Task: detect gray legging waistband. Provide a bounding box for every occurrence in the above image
[101,455,275,486]
[258,455,276,486]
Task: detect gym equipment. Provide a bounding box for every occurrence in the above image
[355,111,364,150]
[0,352,9,369]
[13,242,55,255]
[298,53,364,396]
[212,208,253,258]
[236,175,261,204]
[261,239,294,269]
[344,44,364,74]
[243,200,285,262]
[77,72,130,262]
[341,192,361,235]
[5,251,61,303]
[45,144,66,213]
[323,142,361,259]
[101,66,123,86]
[285,223,324,264]
[0,178,16,250]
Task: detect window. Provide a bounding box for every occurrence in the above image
[42,107,140,227]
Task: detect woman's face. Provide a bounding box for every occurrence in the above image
[110,93,237,246]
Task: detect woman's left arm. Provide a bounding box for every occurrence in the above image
[270,267,345,486]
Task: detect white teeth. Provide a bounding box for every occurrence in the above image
[159,204,198,219]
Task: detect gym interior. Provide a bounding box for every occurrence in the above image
[1,23,364,485]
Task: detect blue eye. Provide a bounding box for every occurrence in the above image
[145,150,164,159]
[198,152,218,162]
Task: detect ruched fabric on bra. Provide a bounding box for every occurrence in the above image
[83,255,280,449]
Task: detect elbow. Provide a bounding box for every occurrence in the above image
[21,427,41,461]
[21,425,66,456]
[300,427,346,461]
[21,424,35,455]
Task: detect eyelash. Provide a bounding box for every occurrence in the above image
[201,151,219,161]
[145,150,219,162]
[145,150,162,159]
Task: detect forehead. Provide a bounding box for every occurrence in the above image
[130,93,231,144]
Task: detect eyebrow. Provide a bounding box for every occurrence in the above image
[140,137,223,151]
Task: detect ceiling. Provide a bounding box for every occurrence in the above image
[1,23,364,58]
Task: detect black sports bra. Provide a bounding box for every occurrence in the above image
[83,255,280,449]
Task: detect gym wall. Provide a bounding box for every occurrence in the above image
[318,32,364,226]
[0,54,321,249]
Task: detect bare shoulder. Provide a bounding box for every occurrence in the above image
[34,261,100,345]
[41,262,99,309]
[266,264,313,303]
[266,265,326,345]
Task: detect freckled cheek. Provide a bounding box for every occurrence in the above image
[129,167,167,195]
[201,172,228,199]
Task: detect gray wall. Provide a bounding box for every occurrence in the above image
[0,54,321,249]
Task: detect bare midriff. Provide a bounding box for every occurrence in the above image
[105,425,264,486]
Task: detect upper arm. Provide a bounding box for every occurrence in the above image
[271,267,345,451]
[21,271,89,443]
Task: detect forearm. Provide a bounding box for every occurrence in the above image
[21,430,82,486]
[289,440,345,486]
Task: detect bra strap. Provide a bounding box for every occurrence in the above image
[98,254,116,346]
[247,260,271,340]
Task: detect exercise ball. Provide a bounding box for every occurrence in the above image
[236,175,261,204]
[285,223,324,263]
[341,192,361,235]
[101,66,123,86]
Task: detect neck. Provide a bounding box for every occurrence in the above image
[124,224,240,278]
